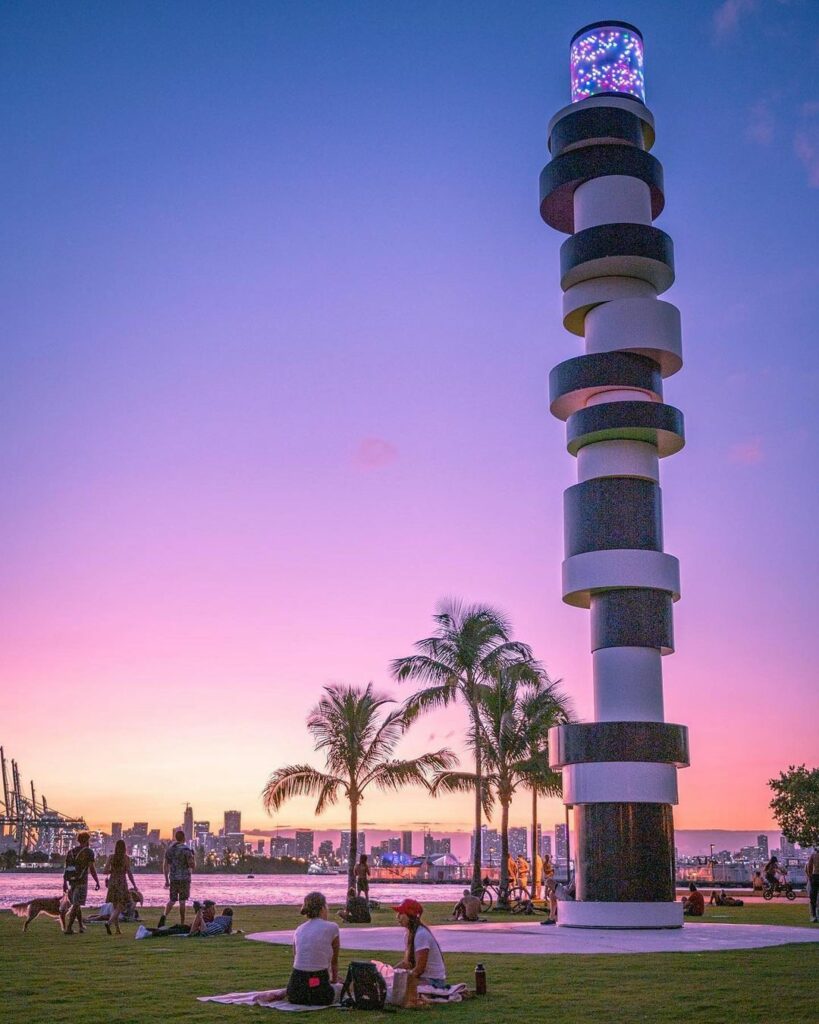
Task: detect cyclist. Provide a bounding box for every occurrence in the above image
[763,855,786,892]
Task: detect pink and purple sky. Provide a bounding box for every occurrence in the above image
[2,2,818,838]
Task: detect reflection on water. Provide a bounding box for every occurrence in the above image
[0,873,460,909]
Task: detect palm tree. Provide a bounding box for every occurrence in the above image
[262,683,456,889]
[391,600,538,892]
[518,680,573,881]
[431,667,569,907]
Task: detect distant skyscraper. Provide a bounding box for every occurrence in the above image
[555,823,568,868]
[224,810,241,835]
[387,836,401,854]
[541,834,552,858]
[183,804,194,843]
[295,830,314,859]
[339,830,366,863]
[473,825,501,866]
[257,840,265,854]
[509,827,528,859]
[401,831,413,855]
[318,839,334,861]
[270,836,296,857]
[132,822,148,837]
[757,834,769,860]
[193,821,211,849]
[780,835,796,860]
[111,823,122,841]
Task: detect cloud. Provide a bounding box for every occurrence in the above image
[746,99,774,145]
[352,436,399,470]
[727,438,765,465]
[794,127,819,187]
[713,0,758,39]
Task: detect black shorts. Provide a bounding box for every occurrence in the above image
[169,878,191,902]
[287,969,335,1006]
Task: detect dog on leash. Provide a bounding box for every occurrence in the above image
[10,893,72,932]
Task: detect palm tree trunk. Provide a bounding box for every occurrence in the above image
[498,797,510,909]
[531,784,538,889]
[348,796,358,891]
[471,714,483,894]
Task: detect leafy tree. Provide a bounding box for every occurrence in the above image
[1,848,18,870]
[391,600,538,892]
[768,764,819,849]
[262,683,456,888]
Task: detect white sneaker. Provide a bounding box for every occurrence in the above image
[134,925,150,940]
[810,916,817,923]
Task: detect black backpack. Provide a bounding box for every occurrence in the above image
[339,960,387,1011]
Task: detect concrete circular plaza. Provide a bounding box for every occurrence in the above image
[247,919,819,956]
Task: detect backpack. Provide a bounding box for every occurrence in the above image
[339,961,387,1011]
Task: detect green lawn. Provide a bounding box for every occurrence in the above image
[1,902,817,1024]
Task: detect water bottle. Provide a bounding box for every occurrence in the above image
[475,963,487,996]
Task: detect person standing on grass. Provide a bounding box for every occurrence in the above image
[354,854,370,900]
[806,849,819,924]
[158,830,194,927]
[63,831,101,935]
[103,839,137,935]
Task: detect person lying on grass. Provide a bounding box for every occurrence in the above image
[393,898,448,988]
[134,901,238,938]
[189,903,234,936]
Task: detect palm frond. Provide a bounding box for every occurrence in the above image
[261,765,344,815]
[430,770,495,817]
[364,748,458,793]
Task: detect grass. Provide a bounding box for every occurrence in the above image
[1,901,817,1024]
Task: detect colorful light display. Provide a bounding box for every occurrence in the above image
[570,23,645,104]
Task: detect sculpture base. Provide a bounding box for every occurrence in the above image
[558,900,683,929]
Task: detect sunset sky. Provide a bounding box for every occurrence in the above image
[2,2,818,839]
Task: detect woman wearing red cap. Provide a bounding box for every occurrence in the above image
[393,899,447,987]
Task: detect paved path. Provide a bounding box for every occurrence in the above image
[247,920,819,956]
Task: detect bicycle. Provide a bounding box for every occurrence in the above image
[477,878,531,912]
[762,879,796,901]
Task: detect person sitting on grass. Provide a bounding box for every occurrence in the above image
[709,889,744,907]
[287,892,340,1006]
[394,898,447,988]
[338,887,371,923]
[189,902,234,936]
[452,889,481,922]
[682,882,705,916]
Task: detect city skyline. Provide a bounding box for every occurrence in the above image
[2,4,817,837]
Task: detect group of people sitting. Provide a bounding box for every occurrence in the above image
[287,892,446,1007]
[681,882,745,916]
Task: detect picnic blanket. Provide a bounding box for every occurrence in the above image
[199,971,467,1010]
[198,989,336,1011]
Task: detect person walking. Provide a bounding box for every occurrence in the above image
[103,839,137,935]
[806,849,819,924]
[158,830,195,927]
[63,831,101,934]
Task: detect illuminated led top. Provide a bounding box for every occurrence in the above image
[570,21,645,104]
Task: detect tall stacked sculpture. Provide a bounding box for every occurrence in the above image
[541,22,689,928]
